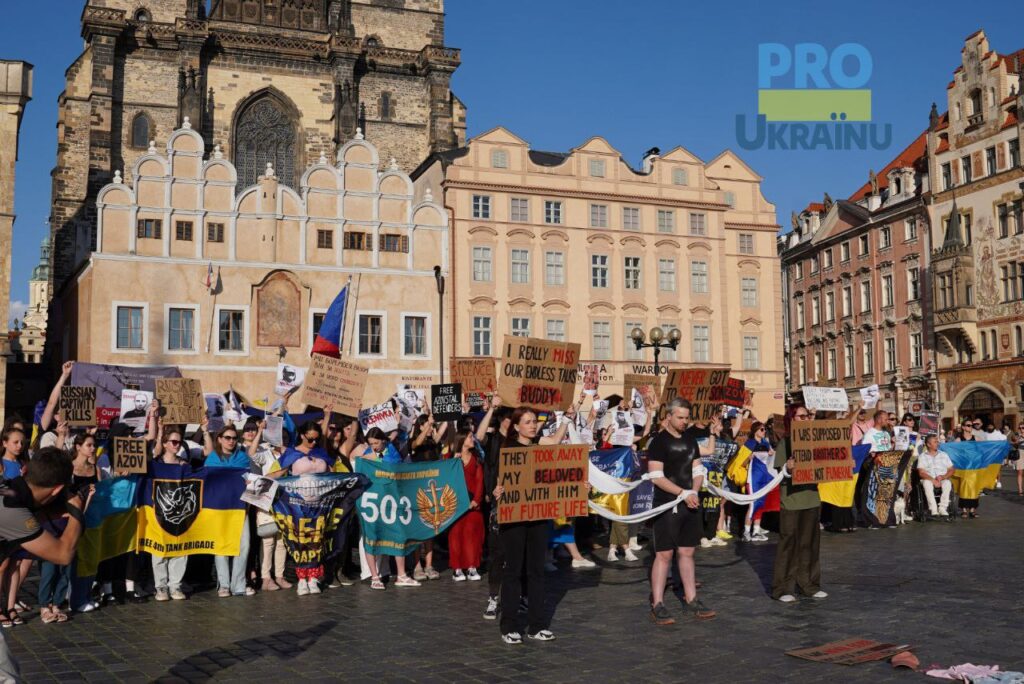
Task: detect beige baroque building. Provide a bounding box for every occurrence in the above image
[413,127,784,418]
[57,121,449,401]
[0,60,33,423]
[925,30,1023,430]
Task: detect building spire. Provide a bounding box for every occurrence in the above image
[941,194,964,250]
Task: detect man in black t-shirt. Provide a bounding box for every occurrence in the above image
[646,398,717,625]
[0,448,94,680]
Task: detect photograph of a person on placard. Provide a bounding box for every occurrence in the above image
[395,386,424,433]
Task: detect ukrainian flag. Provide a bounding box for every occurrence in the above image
[137,463,247,558]
[944,442,1012,500]
[589,447,638,517]
[726,445,754,489]
[819,444,872,508]
[76,476,139,577]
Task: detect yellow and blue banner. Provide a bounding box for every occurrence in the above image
[76,476,139,577]
[589,447,639,517]
[137,462,247,558]
[355,459,469,556]
[271,473,369,569]
[945,442,1012,500]
[819,444,871,508]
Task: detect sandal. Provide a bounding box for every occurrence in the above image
[370,577,385,591]
[14,601,29,613]
[40,607,56,624]
[54,607,69,623]
[7,610,23,626]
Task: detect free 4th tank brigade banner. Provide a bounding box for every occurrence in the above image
[355,459,470,556]
[137,462,248,557]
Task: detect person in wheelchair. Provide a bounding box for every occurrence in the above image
[917,435,954,519]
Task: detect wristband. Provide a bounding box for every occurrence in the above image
[66,503,85,525]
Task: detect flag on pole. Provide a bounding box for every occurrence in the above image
[203,262,214,292]
[311,281,350,358]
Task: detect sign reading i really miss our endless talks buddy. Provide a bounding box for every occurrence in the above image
[497,335,580,412]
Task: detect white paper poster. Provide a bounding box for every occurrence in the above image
[629,388,647,427]
[801,386,850,413]
[205,393,226,433]
[860,384,880,410]
[119,390,153,434]
[241,473,279,512]
[275,363,306,397]
[609,410,635,446]
[358,403,399,434]
[264,415,284,447]
[395,387,425,432]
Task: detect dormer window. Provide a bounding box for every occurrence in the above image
[134,8,151,22]
[672,168,688,186]
[491,149,508,169]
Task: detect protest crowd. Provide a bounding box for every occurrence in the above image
[0,344,1017,676]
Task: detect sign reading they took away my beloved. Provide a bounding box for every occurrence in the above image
[497,444,590,524]
[497,335,580,412]
[354,459,470,556]
[789,419,854,485]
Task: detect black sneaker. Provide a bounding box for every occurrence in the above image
[686,598,716,620]
[527,630,555,641]
[650,602,675,626]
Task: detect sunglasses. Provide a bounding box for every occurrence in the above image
[303,434,319,441]
[166,439,181,446]
[221,435,238,441]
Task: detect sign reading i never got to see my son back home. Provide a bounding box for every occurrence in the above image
[497,335,580,412]
[60,386,97,426]
[790,419,853,485]
[661,368,730,422]
[497,444,590,524]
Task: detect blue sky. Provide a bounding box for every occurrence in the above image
[2,1,1019,322]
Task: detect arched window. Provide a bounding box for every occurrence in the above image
[134,7,151,21]
[233,91,298,189]
[131,113,150,149]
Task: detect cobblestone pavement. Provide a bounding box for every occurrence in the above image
[7,471,1024,684]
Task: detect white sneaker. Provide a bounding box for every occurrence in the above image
[709,537,728,547]
[753,526,769,538]
[413,566,428,582]
[778,594,797,603]
[700,538,713,548]
[607,548,619,562]
[452,569,466,582]
[624,548,639,562]
[170,589,187,601]
[742,530,753,542]
[571,558,596,569]
[753,532,769,542]
[527,630,556,641]
[467,568,482,581]
[483,596,498,620]
[296,579,309,596]
[307,580,321,594]
[395,575,421,587]
[627,538,643,551]
[155,588,170,602]
[811,590,828,599]
[502,631,523,645]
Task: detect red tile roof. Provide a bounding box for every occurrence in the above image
[1003,111,1019,130]
[935,137,950,153]
[965,29,984,41]
[804,202,825,214]
[848,131,929,202]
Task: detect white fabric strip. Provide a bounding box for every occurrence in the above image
[705,467,789,505]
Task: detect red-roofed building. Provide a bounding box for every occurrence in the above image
[926,29,1023,432]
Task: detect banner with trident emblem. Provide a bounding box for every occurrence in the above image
[354,458,470,556]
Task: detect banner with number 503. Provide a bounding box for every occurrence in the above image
[354,458,471,556]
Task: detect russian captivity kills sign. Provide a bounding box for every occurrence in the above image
[790,419,853,485]
[60,386,97,426]
[112,437,149,474]
[661,368,730,422]
[497,444,589,524]
[497,335,580,412]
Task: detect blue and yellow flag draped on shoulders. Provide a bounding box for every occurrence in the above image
[355,458,469,556]
[76,462,248,576]
[589,448,639,517]
[945,441,1011,499]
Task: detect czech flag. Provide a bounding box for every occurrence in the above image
[944,441,1012,500]
[311,282,350,358]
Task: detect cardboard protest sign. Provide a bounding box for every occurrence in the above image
[769,413,788,441]
[451,358,496,409]
[156,378,205,425]
[710,377,746,409]
[497,444,589,523]
[60,386,96,427]
[789,419,854,485]
[661,367,730,423]
[431,383,463,422]
[786,639,911,666]
[264,415,284,447]
[581,363,600,395]
[624,373,659,409]
[275,363,306,397]
[859,384,880,409]
[301,354,368,416]
[119,389,153,433]
[358,402,399,434]
[111,437,149,474]
[919,412,939,436]
[801,385,850,413]
[497,335,580,412]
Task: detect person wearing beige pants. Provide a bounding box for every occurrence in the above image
[259,511,291,591]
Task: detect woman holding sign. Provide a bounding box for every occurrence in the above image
[446,429,485,582]
[495,404,576,645]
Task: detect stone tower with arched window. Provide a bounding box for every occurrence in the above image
[47,0,467,345]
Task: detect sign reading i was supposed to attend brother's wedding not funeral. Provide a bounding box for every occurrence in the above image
[301,353,369,416]
[497,335,580,412]
[790,419,854,484]
[61,386,96,426]
[431,383,463,422]
[497,444,589,523]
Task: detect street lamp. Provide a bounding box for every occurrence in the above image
[434,265,445,383]
[631,326,682,375]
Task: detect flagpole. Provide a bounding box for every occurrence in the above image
[339,274,353,357]
[346,273,362,357]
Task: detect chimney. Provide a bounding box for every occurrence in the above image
[867,194,881,212]
[641,147,660,173]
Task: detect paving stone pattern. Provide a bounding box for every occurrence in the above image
[8,473,1024,683]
